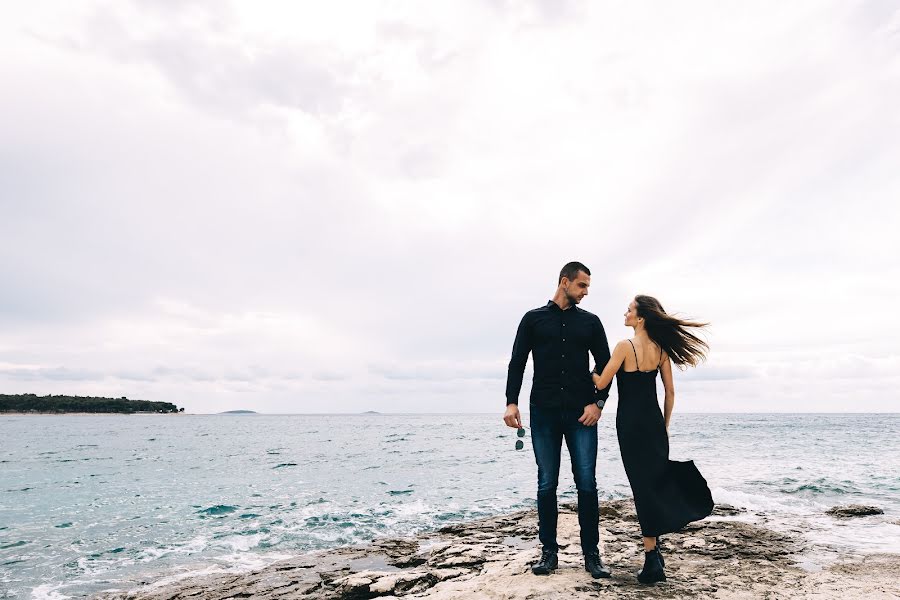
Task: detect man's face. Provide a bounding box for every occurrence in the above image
[562,271,590,304]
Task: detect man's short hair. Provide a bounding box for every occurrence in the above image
[559,261,590,284]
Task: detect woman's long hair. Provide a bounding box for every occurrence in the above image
[635,295,709,368]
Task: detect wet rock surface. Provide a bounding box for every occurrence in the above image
[825,504,885,518]
[93,500,900,599]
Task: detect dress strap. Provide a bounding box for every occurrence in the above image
[627,339,639,367]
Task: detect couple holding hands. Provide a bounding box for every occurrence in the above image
[503,261,713,584]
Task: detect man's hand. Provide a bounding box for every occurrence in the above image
[503,403,522,429]
[578,403,602,427]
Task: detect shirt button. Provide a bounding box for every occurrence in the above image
[562,338,566,342]
[563,323,566,327]
[562,354,565,358]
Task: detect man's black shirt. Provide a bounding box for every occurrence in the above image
[506,300,612,408]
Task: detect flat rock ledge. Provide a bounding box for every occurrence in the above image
[94,500,900,600]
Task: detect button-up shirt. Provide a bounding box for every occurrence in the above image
[505,300,612,408]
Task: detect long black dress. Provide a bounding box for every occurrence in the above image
[614,340,714,537]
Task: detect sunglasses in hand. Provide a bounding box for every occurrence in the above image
[515,427,526,450]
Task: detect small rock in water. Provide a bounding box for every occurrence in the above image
[712,503,745,516]
[825,504,884,518]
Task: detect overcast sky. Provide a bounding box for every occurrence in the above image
[2,1,898,414]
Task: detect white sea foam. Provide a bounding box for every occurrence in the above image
[391,499,431,518]
[214,533,265,553]
[30,583,71,600]
[131,550,295,593]
[803,516,900,555]
[712,486,900,565]
[711,486,825,516]
[136,535,209,562]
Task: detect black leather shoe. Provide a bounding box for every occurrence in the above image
[584,551,611,578]
[531,549,558,575]
[637,548,666,584]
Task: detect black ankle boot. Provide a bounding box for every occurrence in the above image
[584,550,611,578]
[531,549,558,575]
[637,548,666,584]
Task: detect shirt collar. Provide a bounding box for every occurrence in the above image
[547,300,576,311]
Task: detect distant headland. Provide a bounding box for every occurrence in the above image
[0,394,183,414]
[219,410,258,414]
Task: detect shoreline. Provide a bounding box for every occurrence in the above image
[0,412,188,416]
[92,500,900,600]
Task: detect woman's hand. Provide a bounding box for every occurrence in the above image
[591,373,603,388]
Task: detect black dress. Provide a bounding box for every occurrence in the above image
[614,340,714,537]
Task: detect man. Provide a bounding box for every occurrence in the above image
[503,261,612,578]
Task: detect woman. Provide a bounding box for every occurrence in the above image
[591,295,714,584]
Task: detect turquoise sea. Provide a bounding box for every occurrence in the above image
[1,413,899,598]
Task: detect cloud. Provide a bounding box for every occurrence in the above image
[312,371,349,382]
[0,1,898,412]
[369,360,506,382]
[680,365,758,382]
[0,367,103,382]
[74,4,353,119]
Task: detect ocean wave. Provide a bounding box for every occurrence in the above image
[782,478,861,496]
[196,505,238,516]
[128,548,295,594]
[711,487,823,515]
[31,583,71,600]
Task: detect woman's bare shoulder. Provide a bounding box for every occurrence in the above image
[612,339,632,353]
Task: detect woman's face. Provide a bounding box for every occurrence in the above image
[624,299,639,327]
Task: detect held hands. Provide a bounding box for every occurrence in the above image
[591,373,603,389]
[578,403,602,427]
[503,404,522,429]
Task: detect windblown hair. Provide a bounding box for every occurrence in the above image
[635,295,709,368]
[559,261,590,284]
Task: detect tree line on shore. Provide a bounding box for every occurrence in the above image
[0,394,183,414]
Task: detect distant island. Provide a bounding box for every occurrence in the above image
[0,394,183,414]
[362,410,381,414]
[219,410,258,414]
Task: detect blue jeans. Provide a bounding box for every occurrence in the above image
[530,402,599,554]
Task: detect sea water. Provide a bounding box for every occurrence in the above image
[1,413,898,598]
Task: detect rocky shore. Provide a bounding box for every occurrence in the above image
[94,500,900,599]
